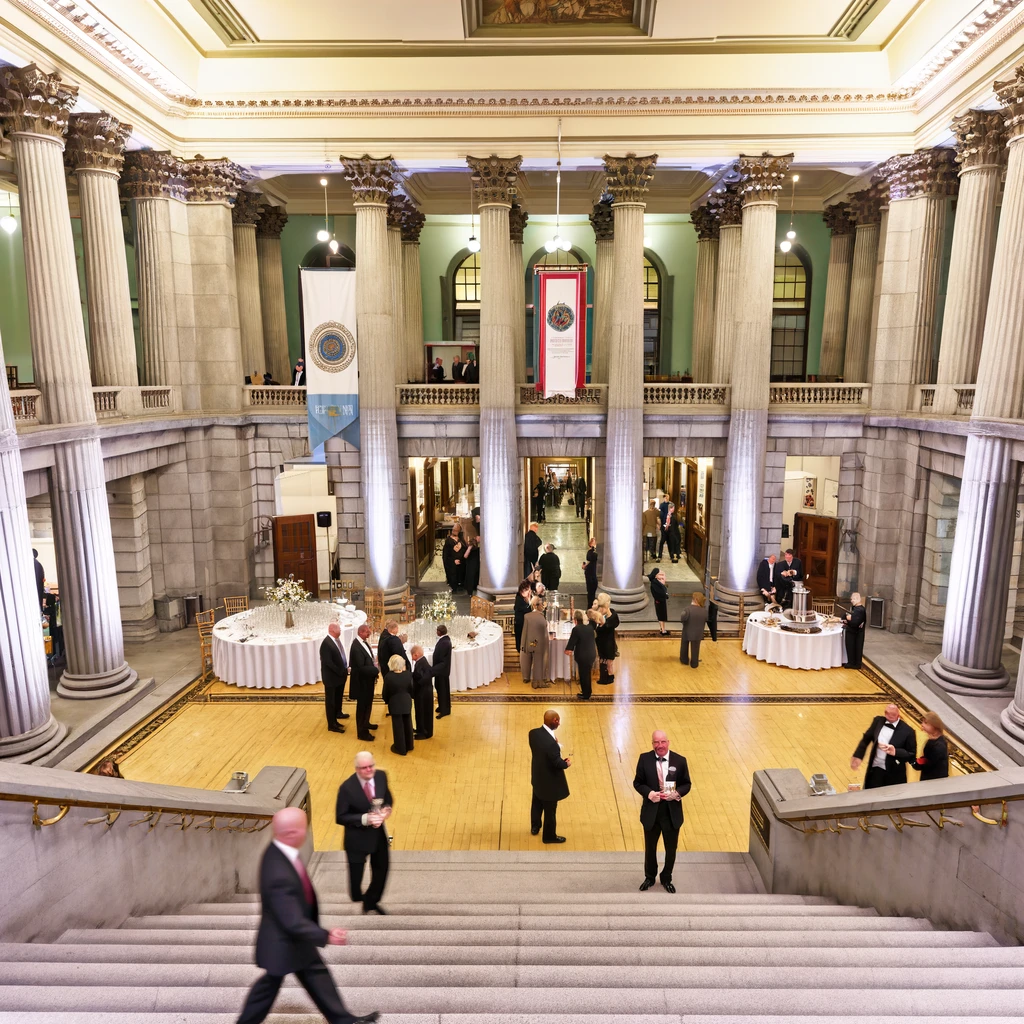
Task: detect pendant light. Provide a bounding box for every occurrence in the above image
[467,175,480,253]
[545,119,572,254]
[0,191,17,235]
[779,173,799,253]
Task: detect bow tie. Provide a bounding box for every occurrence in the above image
[657,757,666,762]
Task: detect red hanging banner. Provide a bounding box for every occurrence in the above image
[535,267,587,398]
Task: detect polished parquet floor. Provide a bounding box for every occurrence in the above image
[118,637,974,854]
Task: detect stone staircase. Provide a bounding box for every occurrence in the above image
[1,851,1022,1022]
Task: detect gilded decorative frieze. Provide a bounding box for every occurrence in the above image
[737,153,793,204]
[509,203,529,244]
[603,154,657,203]
[338,155,399,204]
[822,202,854,235]
[120,150,188,201]
[255,205,289,239]
[64,112,132,174]
[589,195,614,241]
[467,155,522,205]
[886,147,959,201]
[231,188,263,225]
[953,108,1008,170]
[0,63,77,140]
[690,204,720,240]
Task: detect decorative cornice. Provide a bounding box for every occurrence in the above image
[120,150,188,201]
[186,156,251,204]
[690,204,720,241]
[952,108,1008,170]
[338,155,398,205]
[822,201,854,235]
[467,155,522,205]
[508,203,528,244]
[231,188,263,225]
[401,205,426,243]
[885,147,958,201]
[589,195,614,241]
[0,63,77,140]
[994,64,1024,140]
[847,185,882,226]
[737,153,793,205]
[255,204,289,238]
[603,154,657,204]
[64,112,131,174]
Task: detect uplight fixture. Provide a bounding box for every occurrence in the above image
[779,173,799,254]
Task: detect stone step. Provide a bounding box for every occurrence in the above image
[0,1017,1021,1024]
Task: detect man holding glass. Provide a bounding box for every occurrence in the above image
[335,751,393,915]
[633,730,691,893]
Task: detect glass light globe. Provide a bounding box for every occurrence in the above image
[786,229,796,240]
[559,236,572,251]
[643,235,652,248]
[328,238,340,253]
[468,235,481,253]
[544,238,558,253]
[779,239,792,253]
[316,228,330,242]
[0,215,16,235]
[319,177,328,186]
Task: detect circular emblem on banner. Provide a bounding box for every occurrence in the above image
[546,302,575,333]
[309,321,355,373]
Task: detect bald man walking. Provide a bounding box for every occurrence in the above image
[633,730,691,893]
[528,710,571,843]
[235,807,379,1023]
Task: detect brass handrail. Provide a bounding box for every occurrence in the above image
[775,794,1015,834]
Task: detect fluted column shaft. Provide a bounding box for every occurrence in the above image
[843,221,880,382]
[818,226,854,379]
[403,240,425,383]
[711,223,742,383]
[233,222,265,379]
[867,206,889,376]
[134,198,180,387]
[388,224,406,385]
[691,237,718,381]
[510,238,526,384]
[77,169,138,388]
[10,130,135,699]
[591,237,614,383]
[256,233,291,385]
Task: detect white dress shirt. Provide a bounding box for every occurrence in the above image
[872,722,897,769]
[543,723,560,751]
[358,773,377,826]
[654,750,674,791]
[273,839,301,865]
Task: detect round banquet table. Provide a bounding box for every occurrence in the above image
[213,605,367,689]
[405,619,504,692]
[742,611,845,671]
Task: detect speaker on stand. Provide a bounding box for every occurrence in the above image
[317,511,333,601]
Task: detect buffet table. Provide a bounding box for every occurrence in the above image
[548,621,573,681]
[400,618,504,692]
[213,603,367,689]
[742,611,845,671]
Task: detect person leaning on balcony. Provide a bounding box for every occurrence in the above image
[910,712,949,781]
[851,703,916,789]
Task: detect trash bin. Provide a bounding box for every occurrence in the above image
[184,594,204,625]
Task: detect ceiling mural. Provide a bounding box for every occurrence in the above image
[471,0,652,33]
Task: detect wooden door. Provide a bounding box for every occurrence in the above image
[440,462,451,512]
[671,460,682,507]
[794,512,839,597]
[272,515,318,595]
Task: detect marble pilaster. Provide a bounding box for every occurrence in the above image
[232,189,267,382]
[690,204,719,382]
[601,154,657,613]
[589,196,614,385]
[710,189,742,384]
[255,205,291,386]
[817,202,854,379]
[400,203,426,383]
[509,203,528,384]
[468,155,521,595]
[108,474,157,642]
[842,186,882,383]
[65,113,138,390]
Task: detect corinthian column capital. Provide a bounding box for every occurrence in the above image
[848,185,883,225]
[0,64,77,140]
[231,188,263,225]
[953,109,1009,170]
[995,64,1024,140]
[401,206,426,243]
[120,150,189,200]
[338,154,399,204]
[603,154,657,204]
[822,202,854,235]
[690,203,720,240]
[886,147,959,201]
[509,202,529,244]
[386,192,408,230]
[467,155,522,205]
[255,204,288,238]
[590,194,615,240]
[185,156,251,203]
[713,187,744,226]
[65,113,132,174]
[737,153,793,205]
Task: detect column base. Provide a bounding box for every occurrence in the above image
[598,583,649,616]
[0,715,67,763]
[57,662,139,700]
[713,583,762,625]
[383,583,410,601]
[1000,700,1024,742]
[477,586,517,602]
[919,653,1010,695]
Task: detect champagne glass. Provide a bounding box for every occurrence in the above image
[371,796,384,825]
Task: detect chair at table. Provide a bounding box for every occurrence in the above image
[470,596,494,621]
[223,595,249,617]
[195,609,215,680]
[812,597,836,617]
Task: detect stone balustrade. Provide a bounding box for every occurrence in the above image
[397,384,480,406]
[643,383,730,406]
[91,385,182,419]
[769,383,870,407]
[91,386,123,419]
[917,386,937,410]
[140,386,178,412]
[517,384,607,408]
[954,386,976,414]
[243,384,307,408]
[10,389,41,426]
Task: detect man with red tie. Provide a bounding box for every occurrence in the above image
[235,807,379,1023]
[335,752,394,915]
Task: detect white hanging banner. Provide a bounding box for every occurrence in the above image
[536,267,586,399]
[301,269,360,451]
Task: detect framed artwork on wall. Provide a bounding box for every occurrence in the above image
[803,476,817,509]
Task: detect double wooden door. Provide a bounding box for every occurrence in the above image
[272,514,318,596]
[793,512,839,597]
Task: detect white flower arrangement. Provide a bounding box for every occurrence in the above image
[260,575,311,610]
[422,593,457,622]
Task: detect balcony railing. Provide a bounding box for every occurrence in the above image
[10,389,41,425]
[954,386,976,414]
[644,383,730,407]
[91,385,182,419]
[397,384,480,407]
[243,384,307,408]
[518,384,607,408]
[770,383,870,407]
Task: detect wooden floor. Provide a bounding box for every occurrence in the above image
[120,637,971,854]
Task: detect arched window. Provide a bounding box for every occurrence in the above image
[453,251,481,346]
[643,255,662,378]
[771,249,811,381]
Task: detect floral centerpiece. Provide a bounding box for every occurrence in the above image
[260,574,311,628]
[422,593,457,623]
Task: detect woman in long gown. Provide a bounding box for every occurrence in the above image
[442,529,461,593]
[665,505,682,564]
[594,592,620,685]
[514,580,533,653]
[648,567,669,635]
[463,537,481,596]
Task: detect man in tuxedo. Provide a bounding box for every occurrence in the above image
[451,355,464,382]
[851,703,916,789]
[633,730,691,893]
[349,624,380,742]
[411,645,434,739]
[292,359,305,387]
[377,621,411,674]
[756,553,779,605]
[523,521,542,579]
[464,354,479,384]
[430,357,446,383]
[432,624,453,718]
[319,623,350,733]
[778,548,804,608]
[235,807,379,1024]
[335,752,393,916]
[528,709,571,843]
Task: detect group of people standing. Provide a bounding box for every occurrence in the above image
[441,512,482,595]
[851,703,949,788]
[531,471,588,523]
[641,497,683,564]
[430,353,479,384]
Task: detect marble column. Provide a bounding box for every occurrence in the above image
[232,189,266,382]
[0,325,66,761]
[842,186,882,383]
[689,203,719,382]
[255,205,292,387]
[468,155,521,595]
[717,154,792,611]
[710,189,742,384]
[121,151,189,389]
[65,113,138,390]
[339,155,404,592]
[387,196,407,386]
[600,154,657,613]
[871,148,958,412]
[0,65,137,698]
[400,202,426,384]
[509,203,528,385]
[589,195,614,384]
[817,202,855,379]
[924,74,1024,699]
[934,110,1007,415]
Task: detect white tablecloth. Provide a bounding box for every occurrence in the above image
[213,606,367,689]
[548,623,573,681]
[407,620,504,692]
[742,612,845,671]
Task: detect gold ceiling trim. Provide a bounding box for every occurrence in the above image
[185,0,258,45]
[828,0,890,40]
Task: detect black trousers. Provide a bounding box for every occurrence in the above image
[347,833,389,910]
[845,628,865,669]
[645,535,658,559]
[576,499,584,518]
[576,659,593,699]
[391,713,414,754]
[644,805,680,883]
[531,795,559,840]
[586,581,598,609]
[680,638,701,668]
[864,765,898,789]
[355,692,374,738]
[324,683,343,727]
[414,688,434,737]
[435,674,451,716]
[236,960,352,1024]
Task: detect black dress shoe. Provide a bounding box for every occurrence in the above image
[542,835,567,844]
[357,733,375,742]
[368,723,379,729]
[339,712,351,719]
[531,826,540,835]
[389,745,407,755]
[639,878,655,891]
[362,905,387,915]
[437,712,450,719]
[662,881,676,894]
[327,724,345,733]
[351,1013,380,1023]
[576,694,590,700]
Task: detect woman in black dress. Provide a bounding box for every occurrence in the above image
[844,591,867,668]
[648,567,669,635]
[594,593,620,685]
[442,528,462,593]
[910,712,949,780]
[463,537,481,595]
[583,537,598,609]
[513,580,533,653]
[665,505,682,564]
[565,608,598,700]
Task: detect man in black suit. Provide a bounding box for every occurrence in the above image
[377,620,411,674]
[528,709,571,843]
[411,645,434,739]
[464,354,479,383]
[292,358,305,386]
[851,703,916,789]
[523,521,542,579]
[320,623,350,733]
[235,807,379,1024]
[32,548,45,608]
[633,730,691,894]
[349,624,380,742]
[778,549,804,608]
[451,355,464,382]
[336,752,393,915]
[756,553,779,605]
[433,624,453,719]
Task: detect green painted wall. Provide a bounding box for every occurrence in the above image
[774,212,831,376]
[0,209,32,383]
